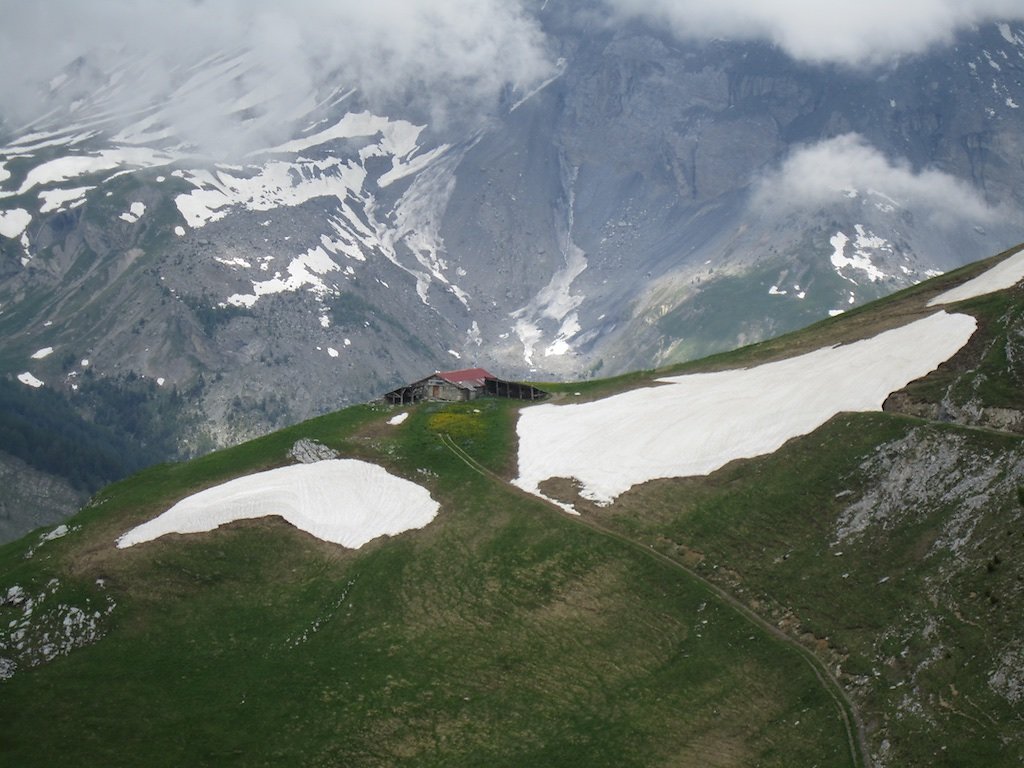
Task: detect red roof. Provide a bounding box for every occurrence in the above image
[437,367,496,388]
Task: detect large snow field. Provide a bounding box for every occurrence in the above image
[514,311,977,510]
[117,459,439,549]
[928,246,1024,306]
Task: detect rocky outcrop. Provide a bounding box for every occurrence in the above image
[287,439,339,465]
[0,452,86,545]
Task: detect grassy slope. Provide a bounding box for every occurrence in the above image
[592,413,1024,767]
[562,245,1024,766]
[3,243,1024,766]
[0,399,854,767]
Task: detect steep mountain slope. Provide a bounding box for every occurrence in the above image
[2,11,1024,527]
[2,244,1023,766]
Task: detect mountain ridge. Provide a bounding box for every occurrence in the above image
[2,242,1024,766]
[3,18,1024,519]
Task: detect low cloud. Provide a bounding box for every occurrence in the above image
[0,1,553,154]
[751,133,997,224]
[602,0,1024,66]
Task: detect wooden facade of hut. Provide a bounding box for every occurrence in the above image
[383,368,547,405]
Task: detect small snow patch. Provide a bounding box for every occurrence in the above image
[327,347,339,358]
[213,256,252,269]
[174,226,185,237]
[17,372,44,388]
[41,525,70,542]
[118,202,146,224]
[0,209,31,239]
[31,347,54,360]
[388,412,409,426]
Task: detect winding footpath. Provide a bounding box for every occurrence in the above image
[439,432,873,768]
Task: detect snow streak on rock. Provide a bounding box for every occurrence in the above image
[224,245,341,308]
[512,163,587,366]
[173,157,368,229]
[16,149,175,194]
[829,225,893,284]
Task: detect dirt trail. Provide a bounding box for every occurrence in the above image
[438,432,873,768]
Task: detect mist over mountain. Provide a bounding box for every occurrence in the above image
[2,1,1024,536]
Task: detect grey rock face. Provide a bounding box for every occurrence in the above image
[0,452,86,545]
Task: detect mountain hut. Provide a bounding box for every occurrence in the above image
[382,368,547,405]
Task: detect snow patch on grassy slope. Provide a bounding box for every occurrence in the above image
[514,311,977,509]
[928,246,1024,306]
[117,459,439,549]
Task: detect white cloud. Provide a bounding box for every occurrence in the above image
[751,133,997,224]
[602,0,1024,66]
[0,1,553,152]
